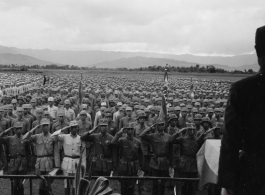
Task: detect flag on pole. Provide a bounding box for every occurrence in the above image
[197,140,221,188]
[160,64,169,128]
[190,77,194,99]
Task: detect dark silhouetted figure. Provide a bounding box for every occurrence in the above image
[218,25,265,195]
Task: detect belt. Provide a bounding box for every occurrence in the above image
[64,155,80,159]
[10,155,25,159]
[37,155,53,158]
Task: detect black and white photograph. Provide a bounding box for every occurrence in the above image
[0,0,265,195]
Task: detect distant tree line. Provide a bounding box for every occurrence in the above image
[114,64,255,74]
[0,63,256,74]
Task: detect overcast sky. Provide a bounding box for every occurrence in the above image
[0,0,264,56]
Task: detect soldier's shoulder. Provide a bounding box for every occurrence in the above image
[232,73,261,89]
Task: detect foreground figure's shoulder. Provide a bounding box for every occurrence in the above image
[232,73,261,89]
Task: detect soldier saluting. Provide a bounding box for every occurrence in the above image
[0,123,27,195]
[81,118,115,177]
[52,120,86,195]
[170,123,200,195]
[140,118,172,195]
[112,123,143,195]
[23,118,59,195]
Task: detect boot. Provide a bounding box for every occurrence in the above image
[65,188,69,195]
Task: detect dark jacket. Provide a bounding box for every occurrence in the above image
[218,73,265,194]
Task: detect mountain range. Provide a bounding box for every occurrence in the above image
[0,45,259,71]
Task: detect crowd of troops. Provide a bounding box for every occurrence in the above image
[0,73,229,195]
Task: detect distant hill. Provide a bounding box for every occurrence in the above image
[0,45,257,67]
[94,56,259,71]
[0,53,53,66]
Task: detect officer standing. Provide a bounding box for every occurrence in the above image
[81,118,115,176]
[140,118,172,195]
[112,123,143,195]
[0,123,27,195]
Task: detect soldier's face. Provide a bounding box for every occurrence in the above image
[65,104,70,109]
[70,126,78,136]
[138,117,145,124]
[170,120,177,127]
[182,111,187,117]
[215,111,220,117]
[126,110,132,116]
[17,111,23,117]
[58,116,64,122]
[157,124,164,132]
[100,125,107,136]
[36,112,42,119]
[42,124,49,134]
[127,128,133,137]
[80,114,86,121]
[14,127,22,136]
[187,129,195,137]
[208,112,213,117]
[194,119,201,126]
[202,122,210,129]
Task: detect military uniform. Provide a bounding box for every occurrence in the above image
[140,125,172,195]
[11,118,30,135]
[112,128,143,195]
[77,119,92,135]
[119,116,136,130]
[0,132,28,195]
[170,124,200,195]
[55,130,86,191]
[25,128,57,195]
[134,123,150,173]
[81,132,114,176]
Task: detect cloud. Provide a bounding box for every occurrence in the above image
[0,0,264,55]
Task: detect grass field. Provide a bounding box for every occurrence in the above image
[28,68,252,81]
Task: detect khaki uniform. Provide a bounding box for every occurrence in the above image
[57,133,86,188]
[28,133,58,191]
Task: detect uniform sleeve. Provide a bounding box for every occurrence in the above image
[218,83,242,189]
[58,134,65,142]
[139,127,152,142]
[81,141,86,165]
